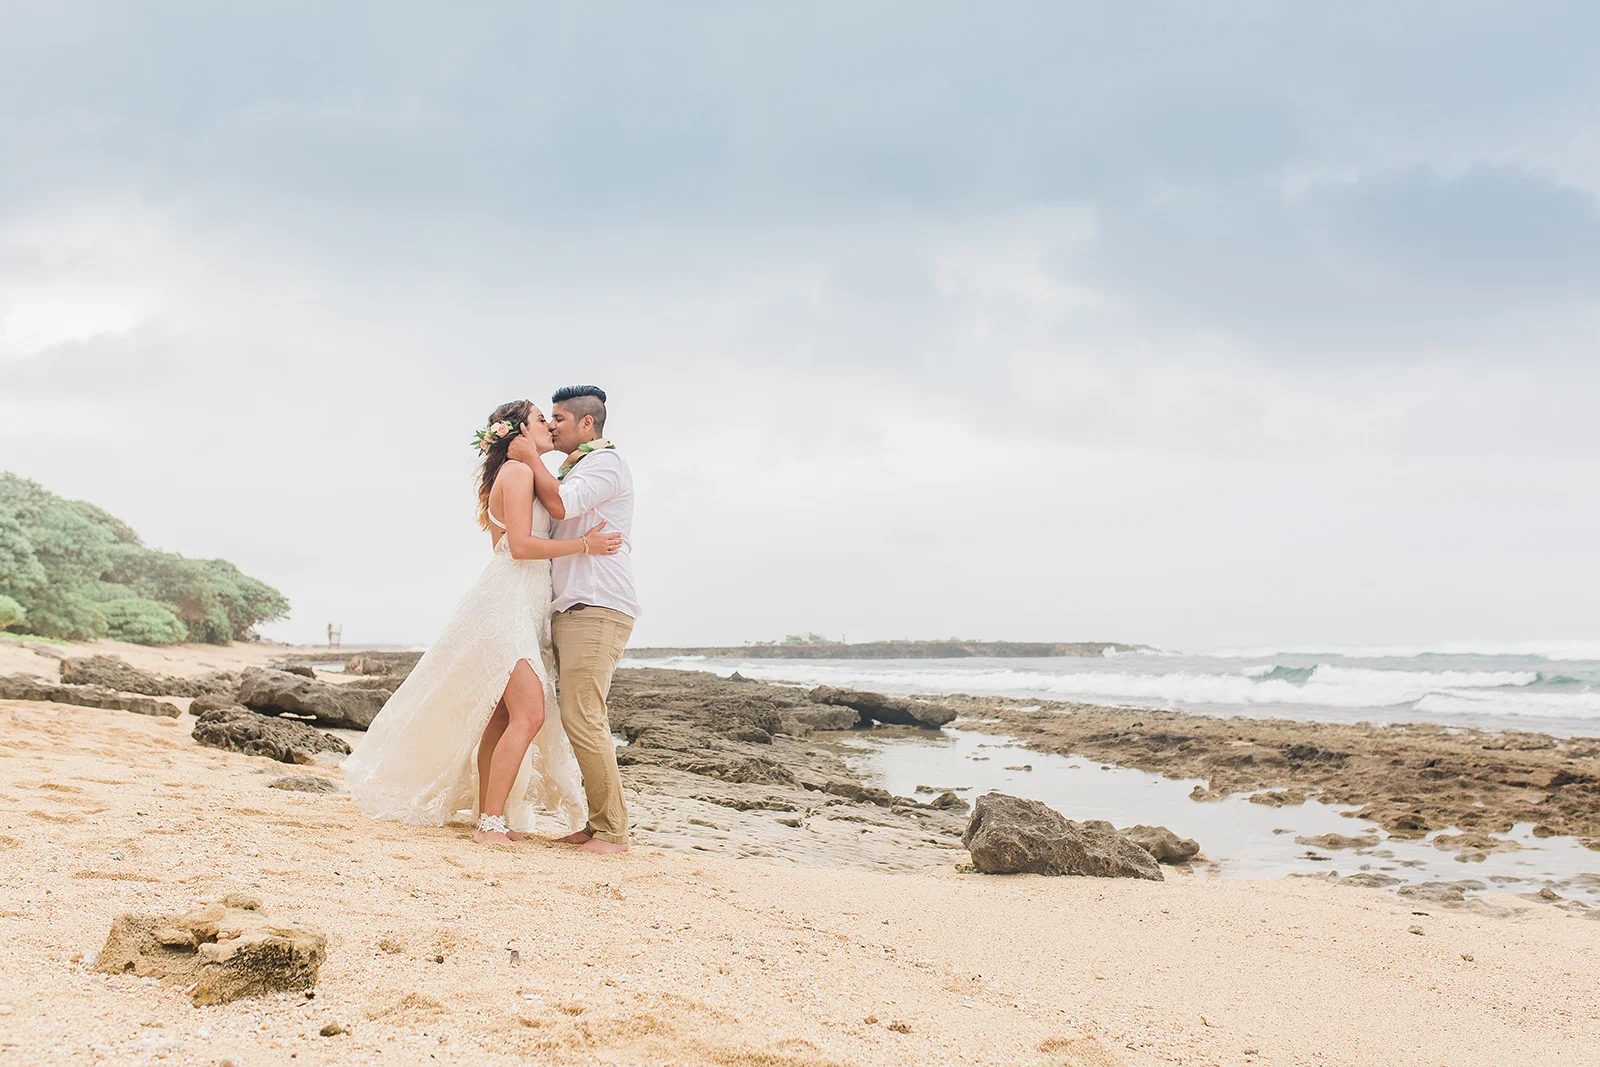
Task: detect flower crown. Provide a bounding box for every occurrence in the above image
[471,420,520,455]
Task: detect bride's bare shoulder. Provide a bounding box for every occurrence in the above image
[496,460,533,481]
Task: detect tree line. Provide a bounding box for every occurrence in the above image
[0,473,289,645]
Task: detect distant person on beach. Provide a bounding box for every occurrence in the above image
[343,393,627,851]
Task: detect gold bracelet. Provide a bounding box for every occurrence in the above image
[581,536,589,555]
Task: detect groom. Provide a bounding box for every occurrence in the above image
[509,385,638,854]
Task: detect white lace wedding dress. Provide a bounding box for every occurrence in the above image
[343,498,588,835]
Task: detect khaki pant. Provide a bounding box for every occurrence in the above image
[551,606,634,844]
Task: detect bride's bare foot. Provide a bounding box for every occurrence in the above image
[559,830,593,845]
[580,838,628,855]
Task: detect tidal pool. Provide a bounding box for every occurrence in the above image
[835,726,1600,903]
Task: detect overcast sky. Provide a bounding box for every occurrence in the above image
[3,4,1599,650]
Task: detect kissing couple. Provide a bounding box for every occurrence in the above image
[344,385,639,854]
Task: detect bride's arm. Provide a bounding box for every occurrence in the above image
[529,451,566,520]
[498,463,621,560]
[507,424,567,519]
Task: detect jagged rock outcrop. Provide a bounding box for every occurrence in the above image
[1119,824,1201,864]
[268,774,343,793]
[342,651,423,677]
[1398,881,1484,904]
[616,722,800,786]
[0,674,180,717]
[1295,832,1379,851]
[95,894,326,1006]
[237,668,388,730]
[788,703,860,730]
[190,692,243,716]
[191,705,351,764]
[925,790,970,812]
[339,674,408,693]
[810,685,957,728]
[604,669,970,853]
[58,656,237,698]
[1337,872,1402,889]
[962,793,1163,880]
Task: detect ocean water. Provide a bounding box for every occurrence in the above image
[626,643,1600,737]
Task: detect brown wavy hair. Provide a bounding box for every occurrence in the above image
[475,399,535,531]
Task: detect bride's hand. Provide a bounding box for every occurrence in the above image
[506,427,540,466]
[582,520,624,556]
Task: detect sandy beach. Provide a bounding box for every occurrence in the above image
[2,638,1598,1066]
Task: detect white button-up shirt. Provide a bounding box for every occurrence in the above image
[550,449,640,618]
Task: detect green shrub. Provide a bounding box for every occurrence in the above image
[0,473,290,646]
[99,596,188,645]
[0,511,48,603]
[18,586,107,640]
[0,594,25,630]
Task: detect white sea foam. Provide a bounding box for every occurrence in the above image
[1414,689,1600,720]
[639,661,1544,711]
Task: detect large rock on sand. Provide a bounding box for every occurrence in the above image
[192,705,351,764]
[95,894,326,1006]
[238,667,388,729]
[962,793,1164,880]
[59,655,237,699]
[0,674,179,718]
[1120,824,1201,864]
[810,685,956,728]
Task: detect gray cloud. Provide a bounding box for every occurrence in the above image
[1311,166,1600,288]
[4,324,196,394]
[2,4,1599,648]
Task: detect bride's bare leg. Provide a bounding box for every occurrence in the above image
[477,699,509,814]
[477,700,531,840]
[475,660,545,845]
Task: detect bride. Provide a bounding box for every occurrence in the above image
[343,399,623,844]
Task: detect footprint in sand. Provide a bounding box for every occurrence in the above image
[1036,1035,1124,1067]
[72,869,158,882]
[28,809,86,824]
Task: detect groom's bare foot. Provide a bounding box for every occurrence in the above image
[580,838,628,855]
[559,831,593,845]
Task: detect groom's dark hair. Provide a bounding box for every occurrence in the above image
[552,385,607,434]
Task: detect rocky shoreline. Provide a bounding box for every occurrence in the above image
[938,694,1600,851]
[0,646,1206,876]
[8,641,1598,870]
